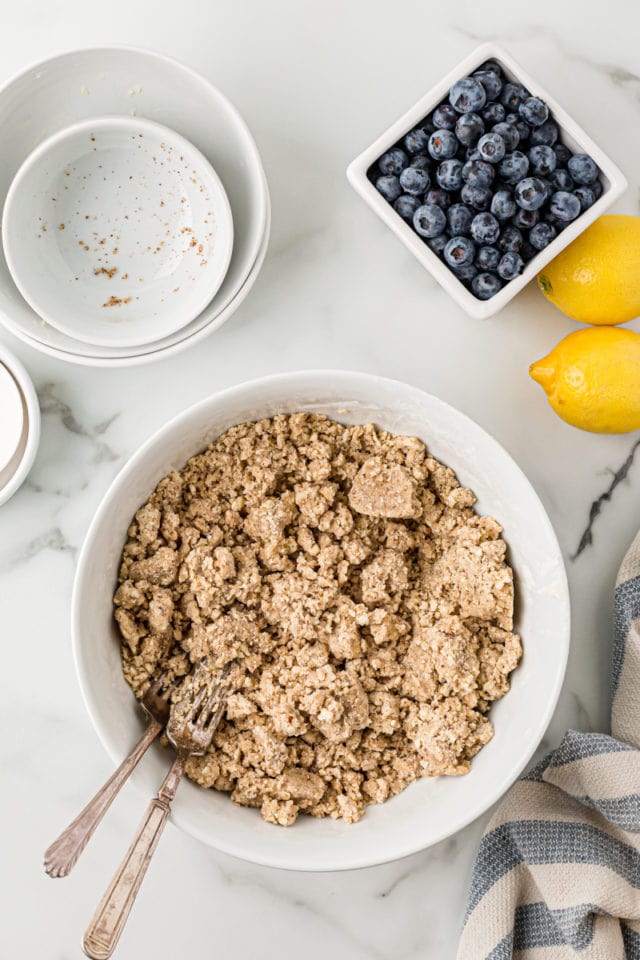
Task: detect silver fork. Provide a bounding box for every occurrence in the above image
[44,671,175,879]
[82,661,233,960]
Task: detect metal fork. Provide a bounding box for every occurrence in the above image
[44,672,175,879]
[82,661,233,960]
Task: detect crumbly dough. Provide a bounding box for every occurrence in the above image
[115,414,521,826]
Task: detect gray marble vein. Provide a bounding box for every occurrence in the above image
[572,438,640,560]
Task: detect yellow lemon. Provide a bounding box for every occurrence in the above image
[537,214,640,325]
[529,327,640,433]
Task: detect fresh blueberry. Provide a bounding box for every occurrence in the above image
[410,155,431,172]
[490,189,517,220]
[460,183,492,210]
[475,245,500,271]
[378,147,408,176]
[472,271,502,299]
[501,82,528,111]
[528,144,557,176]
[512,206,539,229]
[449,76,487,113]
[428,128,458,160]
[567,153,598,185]
[529,221,557,250]
[506,113,531,143]
[481,102,506,124]
[375,175,402,202]
[519,96,549,127]
[479,59,503,75]
[470,212,500,244]
[404,127,430,155]
[497,251,524,280]
[451,262,478,282]
[399,166,430,195]
[393,194,421,221]
[444,235,476,267]
[543,211,567,232]
[515,177,548,211]
[498,151,529,184]
[492,121,519,151]
[549,190,581,221]
[473,69,503,101]
[427,234,448,256]
[462,158,495,188]
[520,240,536,262]
[553,142,572,165]
[455,113,485,147]
[466,147,481,161]
[436,158,464,191]
[530,120,559,146]
[447,203,475,235]
[477,132,506,163]
[432,103,458,130]
[413,203,447,238]
[497,226,524,252]
[425,187,452,209]
[591,179,604,200]
[550,168,574,191]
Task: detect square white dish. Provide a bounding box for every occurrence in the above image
[347,42,628,320]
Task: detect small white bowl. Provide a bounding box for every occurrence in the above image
[347,42,628,320]
[0,342,40,507]
[72,370,569,871]
[2,115,233,348]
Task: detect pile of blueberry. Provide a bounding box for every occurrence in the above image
[370,60,603,300]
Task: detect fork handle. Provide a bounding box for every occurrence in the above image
[82,753,185,960]
[44,718,163,879]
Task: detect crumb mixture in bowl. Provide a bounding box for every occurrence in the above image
[115,413,521,826]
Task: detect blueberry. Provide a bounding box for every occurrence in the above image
[497,251,524,280]
[530,120,559,146]
[498,226,523,252]
[462,158,495,188]
[481,102,506,124]
[449,76,487,114]
[410,155,431,172]
[428,128,458,160]
[413,203,447,238]
[473,69,503,101]
[451,262,478,282]
[519,96,549,127]
[375,175,402,202]
[515,177,548,211]
[470,212,500,244]
[479,59,502,75]
[475,245,500,271]
[549,190,581,221]
[432,103,458,130]
[404,127,430,155]
[472,271,502,299]
[447,203,475,235]
[427,234,448,256]
[520,240,536,262]
[378,148,408,176]
[529,221,557,250]
[499,151,529,184]
[444,235,476,267]
[528,144,556,177]
[460,183,492,210]
[425,187,452,209]
[491,189,517,220]
[567,153,598,185]
[399,165,430,195]
[436,158,464,191]
[455,112,484,147]
[550,168,574,191]
[393,194,421,221]
[591,179,604,200]
[501,82,528,111]
[543,211,567,232]
[553,143,572,165]
[506,114,531,143]
[477,132,506,163]
[512,206,538,229]
[492,121,519,151]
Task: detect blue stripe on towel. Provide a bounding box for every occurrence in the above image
[613,574,640,695]
[547,730,634,767]
[513,901,602,951]
[574,793,640,832]
[486,933,513,960]
[622,923,640,959]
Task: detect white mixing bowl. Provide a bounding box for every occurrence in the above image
[72,371,570,871]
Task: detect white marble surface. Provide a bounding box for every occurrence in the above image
[2,2,640,957]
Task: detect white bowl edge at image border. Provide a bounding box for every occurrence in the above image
[347,41,628,321]
[70,369,571,870]
[0,342,41,506]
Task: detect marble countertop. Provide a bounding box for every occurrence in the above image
[2,2,640,957]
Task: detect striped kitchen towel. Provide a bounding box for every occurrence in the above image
[458,530,640,960]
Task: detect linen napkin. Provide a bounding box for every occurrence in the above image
[457,530,640,959]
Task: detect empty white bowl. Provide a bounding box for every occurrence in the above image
[0,342,40,506]
[73,370,570,871]
[3,116,233,348]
